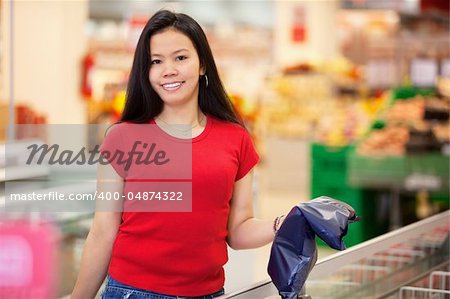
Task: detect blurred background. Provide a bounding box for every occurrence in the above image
[0,0,449,298]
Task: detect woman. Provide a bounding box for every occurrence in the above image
[71,10,284,299]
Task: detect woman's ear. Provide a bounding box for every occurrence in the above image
[200,63,206,76]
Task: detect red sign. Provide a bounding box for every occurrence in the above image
[292,6,307,43]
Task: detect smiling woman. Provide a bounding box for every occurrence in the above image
[71,9,281,299]
[149,29,205,112]
[119,10,240,127]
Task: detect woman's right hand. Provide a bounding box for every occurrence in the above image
[70,162,123,299]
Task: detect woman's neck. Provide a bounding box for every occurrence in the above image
[157,105,205,126]
[155,105,207,139]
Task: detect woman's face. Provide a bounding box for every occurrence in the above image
[149,28,204,107]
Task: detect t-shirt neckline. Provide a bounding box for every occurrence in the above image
[149,115,212,143]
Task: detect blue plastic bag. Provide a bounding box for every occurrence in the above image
[268,196,359,299]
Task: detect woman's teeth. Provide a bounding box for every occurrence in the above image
[162,82,182,90]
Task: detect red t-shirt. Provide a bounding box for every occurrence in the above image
[99,116,259,296]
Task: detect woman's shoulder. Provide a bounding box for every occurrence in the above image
[106,120,153,130]
[103,121,128,133]
[209,116,247,134]
[207,116,254,147]
[103,121,145,139]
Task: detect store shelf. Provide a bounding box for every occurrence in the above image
[0,139,51,181]
[0,165,50,182]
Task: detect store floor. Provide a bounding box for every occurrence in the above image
[60,137,338,298]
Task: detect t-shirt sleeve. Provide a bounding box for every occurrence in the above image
[235,129,260,181]
[99,124,128,178]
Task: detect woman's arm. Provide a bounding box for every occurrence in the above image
[71,162,123,299]
[226,171,280,250]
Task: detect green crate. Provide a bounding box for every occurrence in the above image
[311,143,351,189]
[311,143,349,161]
[406,154,450,180]
[348,152,450,191]
[347,147,407,189]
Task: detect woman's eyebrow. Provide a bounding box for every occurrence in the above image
[151,48,189,57]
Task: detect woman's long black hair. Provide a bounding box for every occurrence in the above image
[120,10,243,126]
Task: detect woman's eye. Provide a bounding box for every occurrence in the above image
[176,56,187,61]
[151,59,162,65]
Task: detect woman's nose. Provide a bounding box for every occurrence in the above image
[163,63,178,77]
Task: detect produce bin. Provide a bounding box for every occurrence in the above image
[347,147,407,188]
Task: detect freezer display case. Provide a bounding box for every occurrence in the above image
[219,210,449,299]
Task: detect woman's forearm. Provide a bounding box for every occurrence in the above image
[227,217,275,250]
[70,230,115,299]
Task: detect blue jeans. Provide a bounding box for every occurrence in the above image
[101,275,225,299]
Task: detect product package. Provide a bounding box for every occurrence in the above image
[268,196,359,299]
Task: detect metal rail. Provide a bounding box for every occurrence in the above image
[218,210,449,299]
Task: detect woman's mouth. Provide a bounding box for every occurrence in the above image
[161,81,184,91]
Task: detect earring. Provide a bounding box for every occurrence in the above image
[204,74,209,88]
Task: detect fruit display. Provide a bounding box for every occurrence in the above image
[384,97,425,124]
[262,64,385,145]
[358,126,409,156]
[313,95,386,146]
[357,90,449,156]
[432,122,450,144]
[260,73,335,139]
[424,96,450,121]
